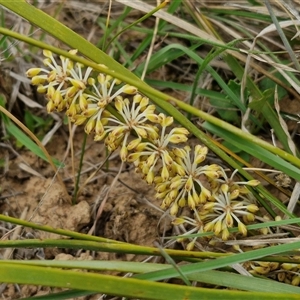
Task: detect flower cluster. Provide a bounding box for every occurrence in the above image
[247,260,300,286]
[27,49,261,249]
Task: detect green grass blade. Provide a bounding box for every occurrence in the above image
[136,240,300,282]
[4,260,300,294]
[0,96,62,167]
[1,262,299,299]
[22,290,93,300]
[134,42,203,76]
[203,121,300,182]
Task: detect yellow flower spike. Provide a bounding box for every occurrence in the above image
[94,131,106,142]
[147,113,161,123]
[187,193,196,209]
[111,126,125,139]
[79,94,88,111]
[31,76,47,85]
[174,164,186,177]
[155,190,169,200]
[155,182,168,193]
[172,218,185,225]
[269,262,280,271]
[142,163,150,175]
[82,107,98,118]
[172,127,190,135]
[185,175,194,192]
[252,266,270,275]
[244,213,255,222]
[97,73,106,84]
[37,85,47,93]
[139,96,149,107]
[222,227,230,241]
[204,222,215,232]
[162,151,173,165]
[127,152,142,163]
[53,90,63,106]
[203,202,215,210]
[73,115,87,126]
[84,118,96,134]
[232,244,241,252]
[238,221,247,236]
[247,180,260,186]
[192,191,200,204]
[186,240,195,251]
[199,191,208,203]
[168,134,188,144]
[282,263,297,271]
[260,227,269,235]
[135,127,148,139]
[114,97,124,112]
[46,100,55,113]
[214,220,222,235]
[146,171,155,184]
[169,189,178,200]
[170,176,182,189]
[57,100,68,112]
[133,94,142,103]
[292,276,300,286]
[66,86,78,98]
[161,196,173,209]
[123,84,138,94]
[26,68,42,78]
[247,204,259,213]
[159,114,173,127]
[66,103,77,118]
[120,145,128,162]
[46,85,55,99]
[195,145,208,163]
[195,153,206,164]
[173,147,186,158]
[201,186,211,198]
[43,49,53,58]
[230,189,240,200]
[170,202,179,216]
[127,138,142,150]
[225,212,234,227]
[48,70,57,82]
[69,78,86,90]
[220,184,229,194]
[178,198,186,207]
[146,153,156,167]
[161,165,169,181]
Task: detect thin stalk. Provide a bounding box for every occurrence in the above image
[73,132,87,204]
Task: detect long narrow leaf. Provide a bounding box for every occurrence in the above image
[3,262,299,300]
[4,260,300,294]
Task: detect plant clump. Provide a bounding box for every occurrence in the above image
[26,49,261,249]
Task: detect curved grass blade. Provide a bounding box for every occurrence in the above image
[136,240,300,282]
[203,121,300,182]
[0,96,62,167]
[1,262,300,299]
[5,260,300,294]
